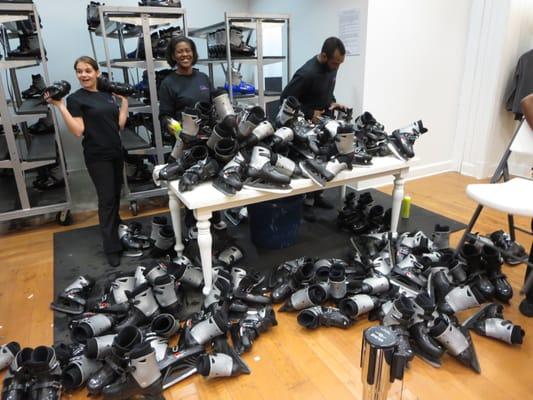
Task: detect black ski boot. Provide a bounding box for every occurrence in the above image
[408,293,445,367]
[481,245,513,303]
[151,313,181,338]
[0,342,20,372]
[388,120,427,160]
[167,257,204,289]
[2,347,32,400]
[279,284,328,312]
[178,309,230,349]
[238,106,265,139]
[431,224,450,250]
[461,243,495,300]
[430,269,486,314]
[230,306,278,353]
[429,316,481,373]
[178,157,220,192]
[463,303,525,345]
[213,152,247,195]
[339,294,380,319]
[71,313,116,343]
[489,230,528,265]
[50,275,95,315]
[86,326,142,396]
[22,74,46,99]
[61,354,102,391]
[85,334,117,360]
[101,342,163,400]
[26,346,62,400]
[296,306,352,329]
[152,274,181,316]
[158,145,208,181]
[197,337,250,378]
[381,295,415,363]
[114,283,160,331]
[271,257,316,303]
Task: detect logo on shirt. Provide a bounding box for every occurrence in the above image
[199,85,209,91]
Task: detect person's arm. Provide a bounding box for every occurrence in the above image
[114,94,128,130]
[520,93,533,127]
[45,94,84,137]
[158,80,178,133]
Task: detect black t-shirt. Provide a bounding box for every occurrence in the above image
[67,89,122,162]
[280,56,338,120]
[158,69,213,121]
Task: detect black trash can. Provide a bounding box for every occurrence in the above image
[248,195,303,249]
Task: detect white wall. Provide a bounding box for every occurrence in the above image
[249,0,368,114]
[30,0,248,172]
[456,0,533,178]
[363,0,472,182]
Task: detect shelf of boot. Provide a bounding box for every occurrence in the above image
[19,132,56,162]
[197,56,285,65]
[100,5,185,27]
[0,14,31,24]
[128,96,151,112]
[99,58,169,69]
[121,127,152,151]
[14,98,48,115]
[0,134,9,161]
[92,20,143,39]
[0,58,40,70]
[189,18,288,39]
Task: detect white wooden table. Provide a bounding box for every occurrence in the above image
[168,156,412,294]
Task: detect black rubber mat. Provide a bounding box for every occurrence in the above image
[52,187,465,344]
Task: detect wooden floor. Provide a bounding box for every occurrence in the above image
[0,172,531,400]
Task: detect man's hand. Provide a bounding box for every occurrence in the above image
[312,109,324,124]
[328,102,348,112]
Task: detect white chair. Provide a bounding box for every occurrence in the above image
[456,120,533,298]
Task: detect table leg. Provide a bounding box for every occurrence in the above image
[390,173,405,233]
[339,185,347,208]
[195,209,213,295]
[168,188,184,256]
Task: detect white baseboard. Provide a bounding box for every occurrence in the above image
[461,160,531,179]
[353,160,455,190]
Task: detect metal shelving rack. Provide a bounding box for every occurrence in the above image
[0,2,72,224]
[90,5,187,215]
[189,12,290,109]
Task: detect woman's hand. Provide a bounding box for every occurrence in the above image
[43,91,63,108]
[113,93,128,104]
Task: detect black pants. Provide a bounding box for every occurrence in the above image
[86,157,124,254]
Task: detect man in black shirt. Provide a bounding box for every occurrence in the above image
[280,37,347,219]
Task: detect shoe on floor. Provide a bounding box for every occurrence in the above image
[107,252,121,267]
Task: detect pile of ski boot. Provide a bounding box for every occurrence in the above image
[337,191,391,235]
[152,89,428,196]
[32,243,277,398]
[268,222,525,374]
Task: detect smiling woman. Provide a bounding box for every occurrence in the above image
[44,55,129,267]
[157,35,225,235]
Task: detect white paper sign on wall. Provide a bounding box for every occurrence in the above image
[338,8,361,56]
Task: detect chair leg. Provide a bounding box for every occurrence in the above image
[508,214,516,242]
[455,204,484,256]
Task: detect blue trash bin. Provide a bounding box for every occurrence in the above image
[248,195,304,249]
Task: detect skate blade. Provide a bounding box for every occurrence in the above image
[124,249,143,257]
[299,162,326,187]
[412,347,442,368]
[461,303,494,329]
[212,179,237,196]
[242,179,293,194]
[50,302,84,315]
[387,141,408,161]
[162,366,197,390]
